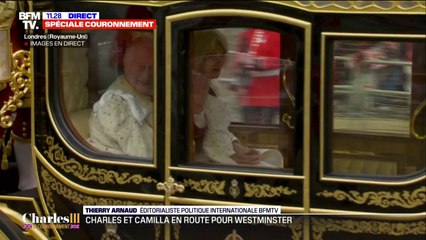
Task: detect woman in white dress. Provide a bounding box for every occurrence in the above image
[190,30,283,168]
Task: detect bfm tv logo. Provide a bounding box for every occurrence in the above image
[18,12,41,30]
[22,213,80,230]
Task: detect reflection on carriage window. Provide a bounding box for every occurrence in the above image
[188,28,297,170]
[331,40,425,176]
[234,29,281,125]
[60,30,154,161]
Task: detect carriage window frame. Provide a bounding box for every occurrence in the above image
[166,10,311,177]
[320,32,426,184]
[45,8,159,167]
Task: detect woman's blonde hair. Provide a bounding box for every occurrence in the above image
[192,29,228,58]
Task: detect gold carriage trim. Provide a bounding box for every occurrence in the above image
[312,217,426,240]
[263,216,303,240]
[182,179,226,195]
[0,50,31,128]
[289,216,303,240]
[40,168,162,239]
[410,99,426,140]
[244,183,297,198]
[44,136,157,185]
[156,177,185,195]
[269,1,426,14]
[40,167,160,212]
[87,0,186,7]
[316,186,426,209]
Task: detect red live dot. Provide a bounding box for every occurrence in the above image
[24,42,28,46]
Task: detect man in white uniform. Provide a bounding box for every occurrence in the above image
[88,35,154,159]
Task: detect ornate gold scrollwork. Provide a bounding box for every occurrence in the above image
[312,217,426,240]
[263,216,303,240]
[244,183,297,198]
[156,177,185,195]
[0,50,31,128]
[40,168,153,212]
[288,216,303,240]
[259,215,303,240]
[40,168,162,240]
[316,186,426,209]
[224,230,243,240]
[229,179,240,199]
[44,136,157,185]
[289,1,426,12]
[281,60,295,129]
[182,179,225,195]
[41,173,55,217]
[101,223,121,240]
[410,100,425,140]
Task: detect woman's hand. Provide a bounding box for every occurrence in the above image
[231,141,261,165]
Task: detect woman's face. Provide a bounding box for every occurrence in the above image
[199,45,227,80]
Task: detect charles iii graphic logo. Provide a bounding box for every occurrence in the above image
[18,12,41,30]
[22,213,80,230]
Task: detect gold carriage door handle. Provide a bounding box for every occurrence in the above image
[156,177,185,195]
[410,100,425,140]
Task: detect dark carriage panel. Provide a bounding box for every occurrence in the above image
[1,1,425,240]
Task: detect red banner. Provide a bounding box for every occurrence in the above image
[43,19,156,30]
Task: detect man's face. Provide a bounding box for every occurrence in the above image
[124,40,154,96]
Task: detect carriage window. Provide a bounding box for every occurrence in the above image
[187,28,297,170]
[330,40,425,176]
[51,4,156,162]
[59,29,155,161]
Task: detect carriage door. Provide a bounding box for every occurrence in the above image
[164,7,311,240]
[32,2,165,239]
[311,15,426,240]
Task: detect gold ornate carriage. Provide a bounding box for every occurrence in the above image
[0,1,425,240]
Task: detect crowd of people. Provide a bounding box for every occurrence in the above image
[334,41,412,91]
